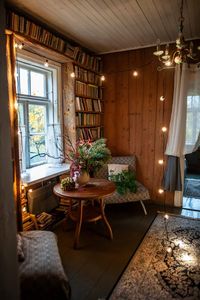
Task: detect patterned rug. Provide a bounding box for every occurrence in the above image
[184,179,200,199]
[108,214,200,300]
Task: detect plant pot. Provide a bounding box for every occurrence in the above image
[76,171,90,186]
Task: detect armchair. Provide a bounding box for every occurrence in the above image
[95,156,150,215]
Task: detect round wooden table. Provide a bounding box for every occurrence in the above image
[53,178,116,249]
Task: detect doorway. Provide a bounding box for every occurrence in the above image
[183,147,200,211]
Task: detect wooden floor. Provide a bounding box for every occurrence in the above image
[53,202,200,300]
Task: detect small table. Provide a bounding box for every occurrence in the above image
[53,178,116,249]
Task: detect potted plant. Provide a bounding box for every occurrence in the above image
[65,138,111,185]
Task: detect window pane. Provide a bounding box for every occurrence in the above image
[186,112,193,144]
[30,71,46,97]
[29,104,46,133]
[29,135,46,166]
[19,68,29,94]
[18,103,24,127]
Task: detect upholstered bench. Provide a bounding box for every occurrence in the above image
[95,156,150,215]
[17,230,71,300]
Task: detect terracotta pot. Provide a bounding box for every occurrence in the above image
[76,170,90,186]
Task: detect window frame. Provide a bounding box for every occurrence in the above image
[16,52,62,170]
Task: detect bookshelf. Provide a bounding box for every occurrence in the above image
[74,64,104,141]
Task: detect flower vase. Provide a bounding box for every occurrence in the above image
[76,170,90,186]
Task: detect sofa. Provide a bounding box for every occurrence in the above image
[17,230,71,300]
[95,156,150,215]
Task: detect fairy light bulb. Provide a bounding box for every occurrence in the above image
[167,247,172,253]
[158,159,164,165]
[158,188,164,194]
[164,214,169,220]
[18,43,24,50]
[101,75,105,81]
[133,70,138,77]
[70,72,75,78]
[160,96,165,101]
[22,206,26,212]
[14,43,18,48]
[44,59,49,67]
[162,127,167,132]
[28,189,33,193]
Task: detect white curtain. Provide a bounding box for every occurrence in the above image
[163,63,200,206]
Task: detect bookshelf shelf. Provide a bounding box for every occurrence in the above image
[74,63,103,141]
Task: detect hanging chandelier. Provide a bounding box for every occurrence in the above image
[153,0,199,70]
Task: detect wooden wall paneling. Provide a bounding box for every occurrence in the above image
[102,47,174,205]
[128,49,144,171]
[115,52,129,154]
[103,54,118,154]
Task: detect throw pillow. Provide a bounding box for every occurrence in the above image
[108,164,129,176]
[17,233,25,262]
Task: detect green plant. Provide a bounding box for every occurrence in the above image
[109,170,137,195]
[68,138,111,176]
[61,176,75,191]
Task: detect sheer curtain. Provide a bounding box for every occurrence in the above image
[163,63,200,206]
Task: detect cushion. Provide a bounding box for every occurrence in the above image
[17,233,25,262]
[108,164,129,176]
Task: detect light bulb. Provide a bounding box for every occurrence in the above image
[14,43,18,48]
[165,60,172,67]
[158,188,164,194]
[158,159,164,165]
[164,214,169,220]
[44,59,49,67]
[70,72,75,78]
[167,247,172,253]
[22,206,26,212]
[162,127,167,132]
[160,96,165,101]
[133,70,138,77]
[174,55,182,64]
[18,43,24,50]
[28,189,33,193]
[101,75,105,81]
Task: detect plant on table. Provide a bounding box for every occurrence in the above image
[65,138,111,178]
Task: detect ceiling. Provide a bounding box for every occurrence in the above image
[5,0,200,54]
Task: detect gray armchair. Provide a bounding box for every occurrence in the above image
[95,156,150,215]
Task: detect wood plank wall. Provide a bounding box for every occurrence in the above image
[102,47,175,205]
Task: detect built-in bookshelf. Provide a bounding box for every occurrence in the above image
[74,63,103,141]
[6,10,103,71]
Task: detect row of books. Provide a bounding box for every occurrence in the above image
[74,48,102,73]
[77,127,102,140]
[76,113,101,126]
[6,10,102,72]
[22,212,36,231]
[74,66,102,85]
[75,97,102,112]
[7,11,65,52]
[76,81,101,99]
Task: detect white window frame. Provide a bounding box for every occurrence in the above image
[16,50,62,171]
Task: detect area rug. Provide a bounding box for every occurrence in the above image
[184,179,200,199]
[108,214,200,300]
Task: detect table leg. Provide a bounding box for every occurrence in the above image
[74,200,84,249]
[99,198,113,240]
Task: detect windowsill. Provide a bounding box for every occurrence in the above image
[21,163,70,186]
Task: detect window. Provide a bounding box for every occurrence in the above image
[185,95,200,151]
[16,55,61,170]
